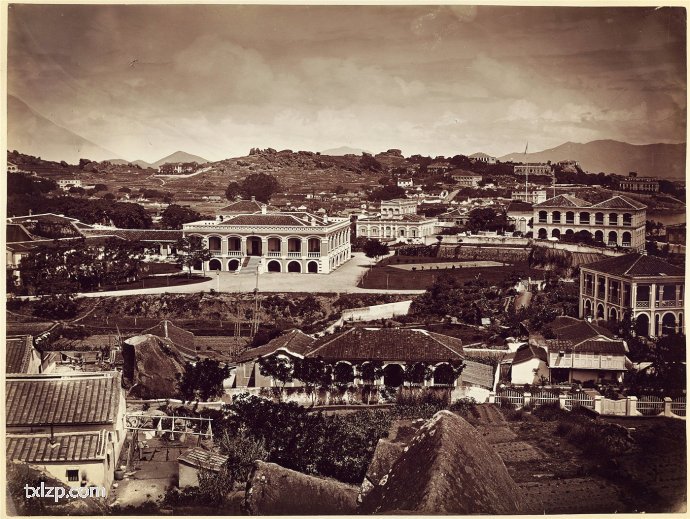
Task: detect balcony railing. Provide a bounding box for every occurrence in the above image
[210,250,223,257]
[636,300,650,308]
[607,295,621,304]
[608,241,617,247]
[566,219,575,224]
[623,222,632,227]
[580,219,590,224]
[595,219,604,225]
[227,251,243,257]
[307,252,321,258]
[267,251,281,257]
[660,300,680,308]
[622,242,631,247]
[287,252,301,258]
[538,218,547,223]
[583,287,594,296]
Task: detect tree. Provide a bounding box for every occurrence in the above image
[258,355,294,399]
[363,239,390,261]
[293,357,327,405]
[242,173,281,202]
[175,236,212,277]
[32,294,79,319]
[218,428,268,485]
[466,207,511,232]
[161,204,202,229]
[368,185,406,201]
[359,153,383,172]
[102,192,116,201]
[177,359,231,401]
[334,185,346,195]
[109,202,152,228]
[356,361,384,404]
[224,181,243,201]
[118,187,132,194]
[403,362,432,386]
[93,183,108,192]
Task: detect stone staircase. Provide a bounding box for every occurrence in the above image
[239,256,262,275]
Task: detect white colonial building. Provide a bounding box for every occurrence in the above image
[356,199,437,241]
[182,206,351,274]
[533,194,646,250]
[579,254,684,338]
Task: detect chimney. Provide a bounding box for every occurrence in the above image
[251,196,256,202]
[261,205,267,215]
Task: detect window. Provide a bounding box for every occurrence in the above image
[67,469,79,482]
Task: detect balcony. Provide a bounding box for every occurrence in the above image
[538,218,547,224]
[566,218,575,225]
[307,252,321,258]
[622,242,631,248]
[210,250,223,257]
[227,251,243,257]
[636,300,650,308]
[607,295,621,305]
[583,287,594,296]
[660,300,680,308]
[267,251,281,257]
[623,221,632,227]
[287,252,301,258]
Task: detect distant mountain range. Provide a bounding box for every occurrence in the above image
[107,151,209,169]
[8,95,120,163]
[499,140,686,179]
[321,146,370,156]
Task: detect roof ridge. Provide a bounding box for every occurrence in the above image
[624,254,645,276]
[427,331,464,357]
[308,328,356,357]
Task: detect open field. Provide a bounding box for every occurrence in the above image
[359,259,542,290]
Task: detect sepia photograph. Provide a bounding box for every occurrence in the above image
[4,2,687,516]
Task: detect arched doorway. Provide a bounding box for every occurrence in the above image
[209,259,222,271]
[267,260,281,272]
[596,304,604,319]
[594,230,604,243]
[564,229,575,241]
[307,261,319,273]
[287,261,301,273]
[433,363,455,386]
[267,237,281,254]
[584,299,592,317]
[247,236,262,256]
[622,231,631,246]
[287,238,301,254]
[383,364,404,387]
[208,236,221,252]
[228,259,240,271]
[538,228,547,239]
[228,237,242,252]
[552,211,561,223]
[662,313,677,335]
[551,228,561,239]
[609,307,618,322]
[399,228,406,237]
[635,314,649,337]
[308,238,320,254]
[333,362,354,386]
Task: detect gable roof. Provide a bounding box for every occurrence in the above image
[219,199,276,214]
[141,320,196,352]
[6,336,35,374]
[512,344,547,365]
[581,253,684,278]
[533,194,591,208]
[549,316,615,343]
[80,228,182,242]
[7,431,107,463]
[7,223,35,243]
[306,328,463,363]
[590,195,646,210]
[506,201,533,213]
[235,329,316,363]
[6,372,121,427]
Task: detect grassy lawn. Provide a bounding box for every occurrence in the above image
[358,259,542,290]
[144,262,182,275]
[99,274,210,292]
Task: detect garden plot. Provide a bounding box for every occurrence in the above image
[473,425,517,444]
[518,477,627,514]
[390,260,504,270]
[492,441,544,463]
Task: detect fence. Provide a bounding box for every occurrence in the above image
[491,389,686,419]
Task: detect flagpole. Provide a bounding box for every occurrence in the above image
[524,142,528,201]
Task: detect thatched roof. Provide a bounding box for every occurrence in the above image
[359,411,529,514]
[245,461,358,515]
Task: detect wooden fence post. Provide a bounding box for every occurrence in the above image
[663,397,673,417]
[523,392,532,408]
[488,392,496,404]
[626,396,639,416]
[559,394,568,410]
[593,395,603,415]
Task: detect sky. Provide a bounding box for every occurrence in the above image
[7,4,687,162]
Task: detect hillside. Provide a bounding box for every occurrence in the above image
[151,151,209,168]
[500,140,686,179]
[8,95,119,163]
[321,146,370,156]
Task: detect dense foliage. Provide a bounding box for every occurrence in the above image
[177,359,231,401]
[225,172,280,202]
[160,204,203,229]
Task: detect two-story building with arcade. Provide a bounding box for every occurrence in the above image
[579,253,684,337]
[533,194,646,250]
[181,205,351,274]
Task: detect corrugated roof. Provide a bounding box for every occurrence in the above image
[235,330,316,363]
[307,328,463,362]
[178,447,228,471]
[533,194,591,208]
[6,336,34,374]
[581,253,684,277]
[6,373,121,427]
[7,431,106,462]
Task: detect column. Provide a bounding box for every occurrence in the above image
[221,235,228,255]
[281,237,288,258]
[301,237,308,257]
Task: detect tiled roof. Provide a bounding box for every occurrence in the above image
[581,253,684,277]
[7,223,35,243]
[235,330,316,363]
[533,194,591,208]
[6,336,35,374]
[80,228,183,242]
[549,316,615,344]
[590,195,646,210]
[141,320,196,351]
[307,328,463,363]
[506,201,533,213]
[219,199,277,213]
[178,447,228,471]
[546,338,627,355]
[512,344,547,365]
[6,322,54,335]
[8,213,80,225]
[6,373,121,427]
[7,431,106,463]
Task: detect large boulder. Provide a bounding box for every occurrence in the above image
[245,461,358,515]
[359,410,530,515]
[122,334,186,399]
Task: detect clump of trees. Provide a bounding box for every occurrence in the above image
[368,185,406,201]
[174,236,212,277]
[161,204,203,229]
[225,172,281,203]
[363,239,390,261]
[177,358,231,402]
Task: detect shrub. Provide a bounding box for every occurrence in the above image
[448,397,477,417]
[32,294,79,319]
[533,402,568,421]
